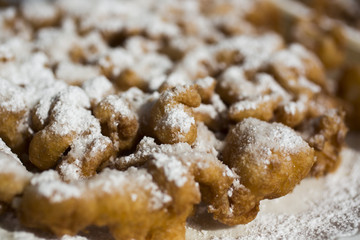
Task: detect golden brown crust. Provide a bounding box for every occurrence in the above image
[148,85,201,144]
[18,160,200,240]
[298,110,348,177]
[338,65,360,130]
[93,95,139,152]
[28,87,114,182]
[223,118,315,201]
[0,139,32,203]
[0,81,31,154]
[110,135,259,225]
[0,1,352,239]
[29,130,74,170]
[56,135,115,181]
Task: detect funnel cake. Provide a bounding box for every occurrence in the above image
[0,138,32,204]
[0,0,352,239]
[148,85,201,145]
[18,167,199,240]
[0,79,32,154]
[29,86,114,181]
[223,118,315,199]
[109,135,257,225]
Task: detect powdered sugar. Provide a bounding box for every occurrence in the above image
[0,0,355,239]
[0,151,32,183]
[99,48,134,77]
[132,53,173,84]
[271,48,305,74]
[255,73,291,101]
[177,47,215,80]
[161,104,195,135]
[45,86,100,137]
[219,66,250,99]
[55,62,100,85]
[99,94,134,120]
[117,135,222,175]
[118,136,192,168]
[192,122,223,154]
[195,77,215,89]
[81,76,113,105]
[194,104,218,119]
[219,68,287,104]
[232,118,310,165]
[215,34,283,72]
[0,45,14,62]
[0,139,19,162]
[152,153,189,187]
[297,75,321,94]
[21,0,59,24]
[162,72,192,88]
[58,158,83,182]
[187,142,360,239]
[145,16,180,38]
[0,79,27,113]
[209,94,227,114]
[32,81,68,126]
[58,134,112,182]
[88,168,172,211]
[230,95,272,112]
[30,167,172,210]
[125,36,159,56]
[49,103,94,136]
[31,170,83,203]
[283,97,307,116]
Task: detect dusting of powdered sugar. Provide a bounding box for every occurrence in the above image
[58,135,112,182]
[230,95,272,112]
[55,61,100,85]
[48,104,96,136]
[161,72,192,88]
[58,158,83,182]
[164,104,195,134]
[99,94,134,118]
[30,170,83,203]
[194,104,218,119]
[98,48,134,77]
[232,118,309,165]
[0,138,20,162]
[30,167,172,211]
[270,48,305,74]
[88,168,172,211]
[0,79,27,113]
[0,152,32,182]
[1,138,360,240]
[81,76,113,105]
[195,77,215,90]
[152,153,189,187]
[0,138,32,180]
[214,34,283,72]
[21,0,59,24]
[186,142,360,240]
[46,87,103,137]
[0,0,359,239]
